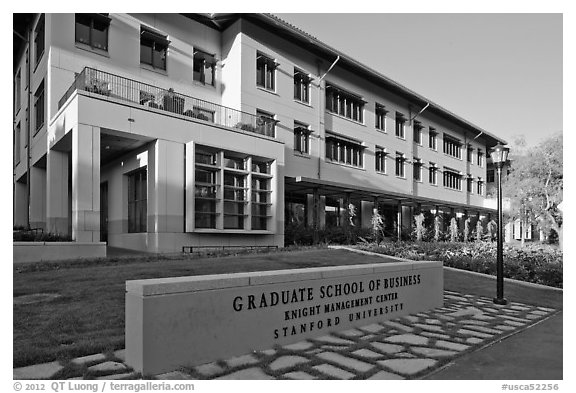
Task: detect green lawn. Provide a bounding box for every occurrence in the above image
[13,248,399,368]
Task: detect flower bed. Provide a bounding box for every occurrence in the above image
[355,241,563,288]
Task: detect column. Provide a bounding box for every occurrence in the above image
[396,200,402,240]
[312,187,320,243]
[72,125,100,242]
[46,149,70,235]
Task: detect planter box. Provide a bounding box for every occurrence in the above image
[126,260,443,375]
[13,242,107,263]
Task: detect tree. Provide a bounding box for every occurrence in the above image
[502,133,563,247]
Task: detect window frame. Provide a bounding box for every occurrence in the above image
[256,109,277,138]
[429,162,438,185]
[477,149,485,167]
[429,127,438,150]
[15,69,21,114]
[443,133,462,159]
[294,121,311,154]
[127,167,148,233]
[375,103,388,132]
[325,84,365,124]
[325,134,364,168]
[256,52,277,91]
[443,168,463,191]
[34,14,45,67]
[413,158,422,182]
[395,152,406,178]
[413,121,423,145]
[375,146,388,173]
[395,113,406,139]
[33,80,45,134]
[140,26,170,71]
[193,49,216,86]
[293,68,311,103]
[75,13,111,52]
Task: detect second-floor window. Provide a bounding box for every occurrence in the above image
[429,127,437,150]
[375,103,388,131]
[325,134,364,167]
[477,178,484,195]
[429,162,438,185]
[34,80,44,133]
[413,158,422,181]
[443,134,462,159]
[294,69,311,103]
[443,168,462,190]
[375,146,388,173]
[395,152,406,177]
[467,145,474,163]
[467,175,473,192]
[477,149,485,167]
[140,26,169,71]
[413,121,423,144]
[256,52,276,90]
[193,49,216,86]
[75,14,111,51]
[294,121,311,154]
[395,113,406,139]
[325,84,364,123]
[34,14,45,67]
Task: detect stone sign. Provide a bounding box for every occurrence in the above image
[125,260,443,375]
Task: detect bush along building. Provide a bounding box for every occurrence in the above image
[13,13,507,253]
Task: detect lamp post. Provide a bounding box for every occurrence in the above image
[489,143,510,305]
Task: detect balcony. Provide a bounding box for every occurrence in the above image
[58,67,277,138]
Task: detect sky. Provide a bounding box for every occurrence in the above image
[276,13,562,149]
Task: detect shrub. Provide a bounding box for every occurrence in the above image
[13,230,72,242]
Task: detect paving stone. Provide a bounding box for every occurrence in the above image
[283,371,317,380]
[284,341,314,351]
[371,342,404,354]
[314,335,355,345]
[414,323,445,332]
[339,328,365,337]
[500,315,530,323]
[457,329,493,339]
[71,353,107,366]
[525,314,542,320]
[97,372,139,380]
[360,323,386,333]
[269,356,309,371]
[416,313,430,318]
[113,350,126,362]
[352,349,384,359]
[510,305,531,311]
[395,352,417,358]
[425,319,442,325]
[436,315,455,321]
[260,349,277,356]
[313,364,355,379]
[403,315,420,323]
[435,340,470,352]
[385,334,428,346]
[531,310,552,316]
[465,337,484,345]
[502,308,521,314]
[445,295,468,301]
[321,345,347,351]
[411,347,458,357]
[420,332,452,340]
[216,367,273,380]
[317,352,373,373]
[383,321,414,332]
[503,320,525,327]
[225,354,259,368]
[483,307,499,313]
[537,307,555,312]
[360,334,376,340]
[305,349,322,355]
[378,358,437,375]
[495,324,517,331]
[368,370,405,380]
[195,362,224,376]
[472,314,496,321]
[460,319,490,326]
[463,325,503,335]
[88,361,128,374]
[156,371,195,380]
[14,361,64,379]
[448,306,484,318]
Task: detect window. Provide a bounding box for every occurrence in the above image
[325,134,364,167]
[477,178,484,195]
[34,15,45,66]
[413,121,423,144]
[325,84,364,123]
[429,127,437,150]
[477,149,484,167]
[395,113,406,138]
[429,162,438,185]
[375,146,388,173]
[256,109,276,138]
[294,68,311,103]
[15,69,21,113]
[294,121,311,154]
[256,52,276,90]
[467,145,474,163]
[375,104,388,131]
[443,134,462,159]
[75,14,110,51]
[413,158,422,181]
[194,147,219,229]
[395,152,406,178]
[467,175,473,193]
[128,168,147,233]
[487,169,495,183]
[193,49,216,86]
[140,26,169,71]
[443,168,462,190]
[34,80,45,133]
[14,123,21,165]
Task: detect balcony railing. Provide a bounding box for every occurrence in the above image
[58,67,277,138]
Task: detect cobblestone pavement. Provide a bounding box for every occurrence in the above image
[14,290,558,380]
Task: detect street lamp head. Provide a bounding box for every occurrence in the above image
[489,143,510,166]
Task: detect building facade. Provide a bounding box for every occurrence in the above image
[13,13,506,253]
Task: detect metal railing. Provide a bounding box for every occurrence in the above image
[58,67,276,138]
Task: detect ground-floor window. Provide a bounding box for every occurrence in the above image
[127,168,147,233]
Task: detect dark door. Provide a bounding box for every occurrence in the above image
[100,182,108,242]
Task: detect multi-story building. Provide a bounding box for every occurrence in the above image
[13,13,506,253]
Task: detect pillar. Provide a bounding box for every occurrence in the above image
[72,125,100,242]
[46,149,70,235]
[312,188,320,243]
[29,165,46,230]
[396,200,402,240]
